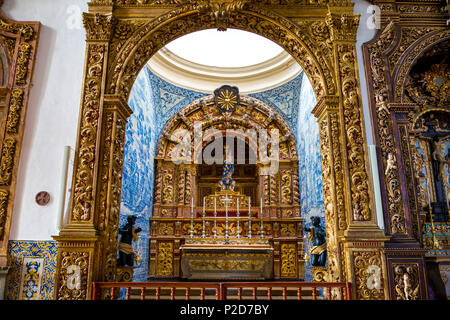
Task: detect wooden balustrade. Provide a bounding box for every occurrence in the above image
[91,281,352,300]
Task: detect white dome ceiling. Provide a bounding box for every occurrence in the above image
[164,29,285,68]
[148,29,302,94]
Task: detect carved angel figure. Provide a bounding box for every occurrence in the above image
[353,203,364,221]
[394,266,419,300]
[385,152,397,176]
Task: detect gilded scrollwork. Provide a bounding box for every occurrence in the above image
[57,251,90,300]
[162,169,174,204]
[280,243,296,278]
[337,43,370,221]
[0,189,8,239]
[14,43,31,86]
[71,44,106,222]
[0,138,16,186]
[157,242,174,276]
[107,4,334,99]
[280,171,292,204]
[393,264,420,300]
[82,12,116,41]
[6,89,24,134]
[353,250,384,300]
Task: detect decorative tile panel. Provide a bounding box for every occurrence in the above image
[6,241,58,300]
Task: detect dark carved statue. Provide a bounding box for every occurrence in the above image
[304,216,327,267]
[117,215,142,267]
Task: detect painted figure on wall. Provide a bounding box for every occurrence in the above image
[219,145,236,191]
[304,216,327,267]
[117,215,142,267]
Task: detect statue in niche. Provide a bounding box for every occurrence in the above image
[304,216,327,267]
[117,215,142,267]
[218,145,236,191]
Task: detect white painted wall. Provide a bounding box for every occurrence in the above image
[353,0,377,145]
[3,0,379,240]
[353,0,385,231]
[4,0,88,240]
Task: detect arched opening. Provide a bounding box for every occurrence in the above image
[115,23,326,284]
[58,4,385,301]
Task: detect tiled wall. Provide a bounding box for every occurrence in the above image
[296,73,325,281]
[5,241,58,300]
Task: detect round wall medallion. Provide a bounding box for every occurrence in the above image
[35,191,50,206]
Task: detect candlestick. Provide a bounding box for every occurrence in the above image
[426,181,431,207]
[446,184,449,208]
[260,197,264,238]
[237,198,240,238]
[426,182,438,249]
[202,197,206,238]
[248,197,252,239]
[225,195,229,239]
[190,200,194,238]
[214,197,217,238]
[446,183,450,220]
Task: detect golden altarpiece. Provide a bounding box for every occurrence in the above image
[149,93,303,280]
[48,0,425,300]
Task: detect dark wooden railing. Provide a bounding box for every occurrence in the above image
[91,281,352,300]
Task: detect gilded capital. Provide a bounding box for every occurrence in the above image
[326,12,360,42]
[82,12,116,41]
[311,95,339,119]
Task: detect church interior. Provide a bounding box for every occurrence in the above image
[0,0,448,301]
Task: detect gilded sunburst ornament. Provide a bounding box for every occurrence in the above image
[214,85,240,116]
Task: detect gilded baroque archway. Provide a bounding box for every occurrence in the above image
[54,0,388,300]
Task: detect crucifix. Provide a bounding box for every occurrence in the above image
[221,193,233,239]
[418,117,449,222]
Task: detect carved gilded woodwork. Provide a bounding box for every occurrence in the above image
[0,189,7,238]
[353,250,385,300]
[365,21,408,236]
[0,137,16,186]
[56,250,91,300]
[393,264,420,300]
[53,0,393,299]
[280,243,296,278]
[156,241,174,277]
[0,9,39,267]
[362,1,447,299]
[6,89,24,134]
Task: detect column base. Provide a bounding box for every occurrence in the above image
[0,266,10,300]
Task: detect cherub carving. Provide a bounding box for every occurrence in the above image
[385,152,397,176]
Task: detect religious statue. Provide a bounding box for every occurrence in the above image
[117,215,142,267]
[218,145,236,191]
[304,216,327,267]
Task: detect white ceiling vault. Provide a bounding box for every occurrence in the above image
[148,29,302,94]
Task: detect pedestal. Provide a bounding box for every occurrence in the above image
[116,266,134,282]
[0,266,10,300]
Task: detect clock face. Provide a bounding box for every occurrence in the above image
[214,85,240,115]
